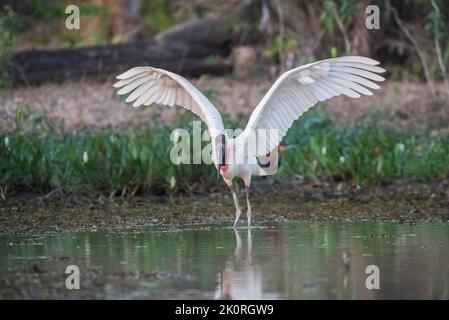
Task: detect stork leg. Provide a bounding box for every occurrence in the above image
[243,176,252,228]
[245,187,252,228]
[224,178,242,228]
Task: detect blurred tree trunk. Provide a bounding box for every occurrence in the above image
[106,0,147,42]
[350,0,371,56]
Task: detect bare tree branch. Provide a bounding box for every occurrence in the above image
[391,4,436,97]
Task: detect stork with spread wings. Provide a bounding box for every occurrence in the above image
[114,56,385,228]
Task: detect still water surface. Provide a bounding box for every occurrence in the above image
[1,222,448,299]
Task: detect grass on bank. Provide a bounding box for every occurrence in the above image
[1,107,449,197]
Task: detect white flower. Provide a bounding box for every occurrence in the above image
[396,143,405,152]
[170,176,176,189]
[4,136,9,147]
[83,151,89,163]
[321,146,327,155]
[339,156,345,164]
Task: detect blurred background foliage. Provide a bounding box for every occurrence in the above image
[0,0,448,82]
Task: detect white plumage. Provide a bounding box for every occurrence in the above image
[114,66,225,139]
[114,56,386,228]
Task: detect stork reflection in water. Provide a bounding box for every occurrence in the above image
[214,229,280,300]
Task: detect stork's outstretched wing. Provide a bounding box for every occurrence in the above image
[114,67,225,138]
[240,56,386,156]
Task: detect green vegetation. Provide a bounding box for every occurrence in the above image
[263,35,298,59]
[5,1,449,83]
[320,0,357,35]
[14,2,108,47]
[140,0,176,35]
[279,109,449,187]
[1,107,449,198]
[0,6,21,88]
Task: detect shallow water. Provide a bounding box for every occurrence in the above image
[1,221,449,299]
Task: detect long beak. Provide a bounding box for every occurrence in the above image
[216,148,222,180]
[217,152,224,180]
[216,134,226,180]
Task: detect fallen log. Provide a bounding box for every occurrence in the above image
[11,0,265,86]
[12,40,231,85]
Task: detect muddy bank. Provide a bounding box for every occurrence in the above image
[1,80,449,133]
[1,180,448,235]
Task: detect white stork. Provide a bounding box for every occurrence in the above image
[114,56,385,228]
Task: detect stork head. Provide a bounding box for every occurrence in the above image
[215,133,226,178]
